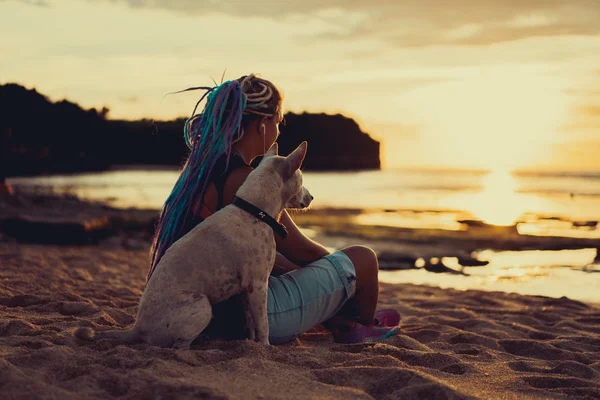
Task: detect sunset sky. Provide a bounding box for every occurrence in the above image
[1,0,599,171]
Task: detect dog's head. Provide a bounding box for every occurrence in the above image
[259,141,313,210]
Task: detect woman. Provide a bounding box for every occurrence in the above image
[148,74,401,344]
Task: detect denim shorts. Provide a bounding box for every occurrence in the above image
[267,251,357,344]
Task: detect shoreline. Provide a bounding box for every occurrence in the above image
[1,192,599,303]
[2,191,599,251]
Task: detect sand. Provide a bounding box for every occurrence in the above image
[1,240,600,399]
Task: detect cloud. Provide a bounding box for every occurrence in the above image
[305,14,600,48]
[325,2,600,48]
[82,0,592,22]
[85,0,600,47]
[563,89,600,97]
[1,0,49,5]
[562,103,600,134]
[560,119,600,134]
[549,139,600,167]
[86,0,328,16]
[578,104,600,117]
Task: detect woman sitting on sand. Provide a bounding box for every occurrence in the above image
[147,74,401,344]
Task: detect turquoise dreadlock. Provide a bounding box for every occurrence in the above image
[148,75,280,282]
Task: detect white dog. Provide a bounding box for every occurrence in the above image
[75,141,312,348]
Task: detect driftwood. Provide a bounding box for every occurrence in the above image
[0,215,115,245]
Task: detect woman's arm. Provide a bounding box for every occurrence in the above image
[275,210,331,266]
[272,252,300,276]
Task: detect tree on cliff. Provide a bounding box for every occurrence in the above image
[0,83,380,176]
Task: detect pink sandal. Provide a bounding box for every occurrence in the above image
[374,308,401,327]
[335,323,402,344]
[335,309,402,344]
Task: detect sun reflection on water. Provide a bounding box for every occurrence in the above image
[468,170,523,226]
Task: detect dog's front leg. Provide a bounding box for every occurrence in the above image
[245,282,270,345]
[243,291,256,341]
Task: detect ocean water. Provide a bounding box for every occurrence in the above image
[377,249,600,304]
[9,167,600,227]
[8,167,600,302]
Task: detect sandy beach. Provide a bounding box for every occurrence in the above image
[4,0,600,396]
[1,194,600,399]
[1,243,599,398]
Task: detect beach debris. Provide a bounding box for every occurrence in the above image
[582,263,600,273]
[377,252,419,270]
[572,220,598,229]
[538,216,564,221]
[0,182,22,207]
[582,248,600,271]
[423,258,465,275]
[457,219,518,234]
[457,256,489,268]
[377,251,471,275]
[0,215,114,245]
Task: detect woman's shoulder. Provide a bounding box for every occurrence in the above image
[203,154,253,211]
[224,154,253,182]
[211,154,250,180]
[225,165,253,190]
[221,164,253,207]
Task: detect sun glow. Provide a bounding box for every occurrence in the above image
[469,169,523,226]
[404,69,569,171]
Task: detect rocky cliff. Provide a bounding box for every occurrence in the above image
[1,83,380,177]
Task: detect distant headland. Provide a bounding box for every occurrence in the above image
[0,84,380,177]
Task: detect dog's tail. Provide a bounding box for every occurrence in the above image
[74,326,141,345]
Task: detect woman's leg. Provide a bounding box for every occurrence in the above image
[339,245,379,325]
[267,246,398,344]
[322,245,380,340]
[267,250,358,344]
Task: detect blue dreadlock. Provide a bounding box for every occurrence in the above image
[148,80,247,281]
[147,74,281,282]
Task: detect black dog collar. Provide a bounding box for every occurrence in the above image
[232,196,288,239]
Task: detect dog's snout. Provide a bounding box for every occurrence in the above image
[288,187,314,210]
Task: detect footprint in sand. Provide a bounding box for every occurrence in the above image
[313,366,470,399]
[0,320,40,337]
[508,360,598,380]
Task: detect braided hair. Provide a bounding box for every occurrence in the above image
[148,74,283,282]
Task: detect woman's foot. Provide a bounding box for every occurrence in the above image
[374,308,401,327]
[334,322,401,344]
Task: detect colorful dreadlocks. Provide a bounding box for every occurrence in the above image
[147,74,281,282]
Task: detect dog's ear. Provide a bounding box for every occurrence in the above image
[285,141,307,176]
[265,142,279,158]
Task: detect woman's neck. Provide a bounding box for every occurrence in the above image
[232,143,255,165]
[232,130,262,166]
